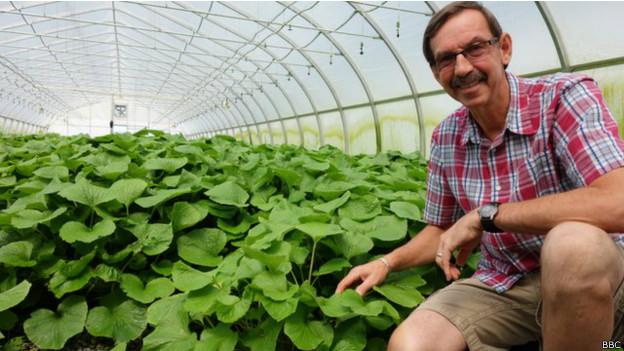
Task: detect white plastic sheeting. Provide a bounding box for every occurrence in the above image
[1,1,623,157]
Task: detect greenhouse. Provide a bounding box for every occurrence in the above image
[1,1,624,351]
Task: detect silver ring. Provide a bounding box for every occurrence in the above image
[436,252,443,258]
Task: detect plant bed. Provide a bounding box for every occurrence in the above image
[0,132,477,350]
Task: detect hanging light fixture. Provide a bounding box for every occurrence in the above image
[222,98,232,110]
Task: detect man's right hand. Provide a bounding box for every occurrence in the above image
[335,258,391,296]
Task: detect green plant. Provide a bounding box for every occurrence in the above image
[0,131,474,350]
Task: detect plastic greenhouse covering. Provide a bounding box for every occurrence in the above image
[1,1,624,158]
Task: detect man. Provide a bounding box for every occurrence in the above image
[335,2,624,350]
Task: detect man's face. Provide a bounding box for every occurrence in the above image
[430,9,511,110]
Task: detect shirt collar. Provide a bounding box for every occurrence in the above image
[460,72,539,146]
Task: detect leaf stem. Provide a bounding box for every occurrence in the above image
[308,240,318,283]
[289,270,299,286]
[120,254,133,273]
[90,208,95,228]
[205,316,215,329]
[35,227,49,240]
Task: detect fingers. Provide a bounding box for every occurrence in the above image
[335,270,362,294]
[355,277,377,296]
[440,248,454,281]
[450,265,461,281]
[335,260,389,295]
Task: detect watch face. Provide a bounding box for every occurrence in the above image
[479,203,497,217]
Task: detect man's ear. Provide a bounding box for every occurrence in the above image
[499,32,512,67]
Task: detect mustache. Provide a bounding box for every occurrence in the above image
[451,71,487,89]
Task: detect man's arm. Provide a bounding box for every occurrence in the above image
[496,167,624,234]
[335,224,448,295]
[436,167,624,281]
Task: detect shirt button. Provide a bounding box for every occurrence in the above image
[495,184,502,191]
[490,147,496,153]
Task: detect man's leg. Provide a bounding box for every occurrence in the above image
[388,275,541,351]
[541,221,624,350]
[387,309,466,351]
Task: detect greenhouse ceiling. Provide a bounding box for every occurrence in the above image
[1,1,624,154]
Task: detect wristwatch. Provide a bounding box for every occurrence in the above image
[478,202,503,233]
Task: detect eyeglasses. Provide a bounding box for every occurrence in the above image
[434,37,500,73]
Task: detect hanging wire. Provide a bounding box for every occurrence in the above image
[396,2,401,38]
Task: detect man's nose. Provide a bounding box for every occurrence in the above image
[454,53,474,76]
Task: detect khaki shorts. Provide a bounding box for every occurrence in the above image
[417,256,624,350]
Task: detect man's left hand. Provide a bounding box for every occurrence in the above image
[436,210,483,281]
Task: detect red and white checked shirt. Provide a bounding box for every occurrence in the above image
[424,72,624,293]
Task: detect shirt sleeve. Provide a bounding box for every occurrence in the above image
[554,76,624,187]
[423,128,464,227]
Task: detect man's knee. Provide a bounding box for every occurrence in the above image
[388,310,465,351]
[541,221,623,295]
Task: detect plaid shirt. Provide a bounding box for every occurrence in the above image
[424,72,624,293]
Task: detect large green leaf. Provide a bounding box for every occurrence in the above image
[284,306,333,350]
[205,181,249,207]
[40,177,66,195]
[177,229,226,267]
[331,319,367,351]
[217,212,257,234]
[0,241,36,267]
[339,215,407,241]
[110,178,148,208]
[143,157,188,173]
[332,232,374,260]
[243,242,292,273]
[11,207,67,229]
[174,144,203,155]
[48,268,95,298]
[373,275,426,308]
[0,280,31,311]
[120,274,175,304]
[313,191,350,214]
[240,318,283,351]
[171,201,209,232]
[0,176,16,188]
[314,258,351,276]
[94,264,122,283]
[33,166,69,180]
[95,162,128,180]
[86,293,147,342]
[143,319,196,351]
[129,223,173,256]
[58,178,116,208]
[23,295,88,350]
[147,294,187,326]
[185,285,225,314]
[256,294,298,322]
[272,167,302,188]
[338,195,381,221]
[59,219,116,243]
[196,324,237,351]
[318,290,383,318]
[171,261,215,292]
[135,188,193,209]
[215,288,253,323]
[296,222,343,243]
[389,201,423,220]
[252,270,297,301]
[314,180,356,201]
